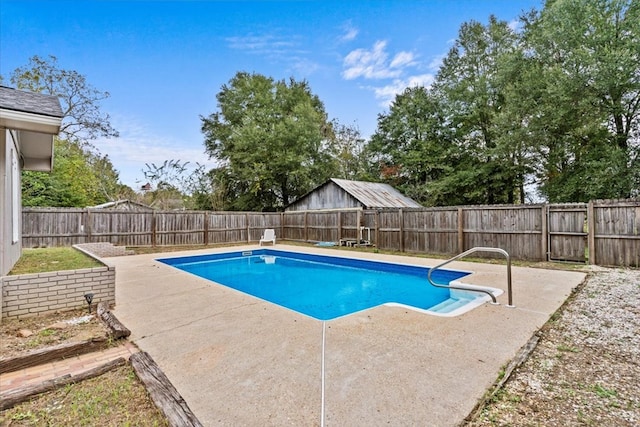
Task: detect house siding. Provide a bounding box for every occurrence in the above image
[0,129,21,277]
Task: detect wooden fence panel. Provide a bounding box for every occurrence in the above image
[23,208,86,247]
[593,201,640,267]
[463,205,544,261]
[547,204,587,262]
[376,210,401,251]
[402,209,458,255]
[305,212,339,243]
[340,211,359,241]
[207,212,247,244]
[247,213,281,242]
[89,211,154,246]
[154,212,205,246]
[282,212,306,241]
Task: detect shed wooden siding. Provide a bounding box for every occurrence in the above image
[286,181,363,211]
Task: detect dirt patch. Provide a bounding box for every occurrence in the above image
[0,309,109,359]
[466,268,640,426]
[1,310,170,426]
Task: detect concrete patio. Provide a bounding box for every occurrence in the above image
[109,244,586,426]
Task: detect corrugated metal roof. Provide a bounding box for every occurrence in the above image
[330,178,422,208]
[88,200,155,211]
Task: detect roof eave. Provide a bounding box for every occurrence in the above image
[0,108,62,135]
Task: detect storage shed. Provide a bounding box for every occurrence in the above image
[285,178,422,211]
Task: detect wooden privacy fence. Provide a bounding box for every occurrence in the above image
[22,199,640,267]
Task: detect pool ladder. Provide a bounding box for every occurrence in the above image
[427,247,514,308]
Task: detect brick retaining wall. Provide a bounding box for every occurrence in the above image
[1,265,115,320]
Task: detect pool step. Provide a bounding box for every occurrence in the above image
[429,298,472,314]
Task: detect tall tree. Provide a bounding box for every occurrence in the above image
[11,55,118,143]
[368,17,524,206]
[10,55,127,206]
[22,139,124,207]
[201,72,336,211]
[368,86,458,205]
[433,16,523,204]
[521,0,640,201]
[328,120,368,181]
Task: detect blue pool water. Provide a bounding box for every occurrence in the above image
[158,249,472,320]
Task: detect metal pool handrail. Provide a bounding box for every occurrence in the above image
[427,247,514,307]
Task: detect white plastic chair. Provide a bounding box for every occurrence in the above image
[259,229,276,246]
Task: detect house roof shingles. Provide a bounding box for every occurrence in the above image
[0,85,64,118]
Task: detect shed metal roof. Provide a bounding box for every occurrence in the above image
[330,178,422,209]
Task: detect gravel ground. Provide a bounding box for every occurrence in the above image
[466,267,640,426]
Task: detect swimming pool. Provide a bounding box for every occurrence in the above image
[158,249,501,320]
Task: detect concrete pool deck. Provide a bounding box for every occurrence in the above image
[109,244,586,426]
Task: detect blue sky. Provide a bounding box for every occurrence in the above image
[1,0,542,189]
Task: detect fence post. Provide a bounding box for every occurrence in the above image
[85,209,92,243]
[279,212,284,241]
[399,209,404,252]
[375,210,380,247]
[304,211,308,242]
[337,211,342,242]
[587,201,596,264]
[457,207,464,253]
[540,204,548,261]
[245,213,250,243]
[151,211,157,247]
[203,212,209,245]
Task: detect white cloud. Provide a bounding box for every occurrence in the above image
[290,57,320,75]
[225,34,298,53]
[389,51,416,68]
[339,21,359,42]
[342,40,416,80]
[92,115,218,188]
[427,53,446,71]
[226,31,319,77]
[372,73,435,107]
[508,19,520,32]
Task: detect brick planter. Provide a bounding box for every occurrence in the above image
[1,254,115,321]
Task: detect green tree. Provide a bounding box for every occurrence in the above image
[10,55,127,206]
[201,72,336,211]
[142,159,220,210]
[368,17,525,206]
[328,120,368,181]
[11,55,118,143]
[22,139,123,207]
[368,86,457,205]
[433,16,524,204]
[521,0,640,201]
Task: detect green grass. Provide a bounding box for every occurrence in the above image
[0,366,168,426]
[9,247,103,275]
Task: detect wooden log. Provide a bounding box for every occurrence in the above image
[0,357,126,411]
[0,337,108,374]
[97,302,131,339]
[130,351,203,427]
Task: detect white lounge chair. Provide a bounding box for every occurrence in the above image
[259,229,276,246]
